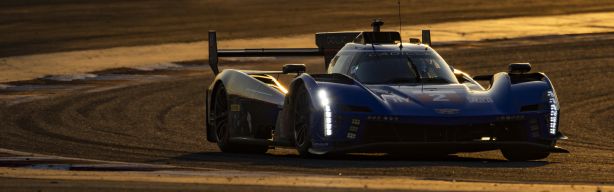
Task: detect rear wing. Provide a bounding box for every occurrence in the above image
[208,31,359,75]
[207,20,432,75]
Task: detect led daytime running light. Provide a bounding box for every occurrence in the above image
[318,89,333,136]
[547,91,558,135]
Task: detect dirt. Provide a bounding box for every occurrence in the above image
[1,167,612,192]
[3,11,614,83]
[3,0,614,57]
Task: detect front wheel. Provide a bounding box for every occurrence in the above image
[292,85,314,157]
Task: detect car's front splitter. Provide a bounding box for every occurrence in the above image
[308,141,569,155]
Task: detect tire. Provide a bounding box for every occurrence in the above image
[292,85,315,157]
[212,84,268,154]
[501,149,550,161]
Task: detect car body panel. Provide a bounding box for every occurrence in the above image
[205,28,566,156]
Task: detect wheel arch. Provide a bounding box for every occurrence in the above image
[206,80,225,142]
[276,74,320,143]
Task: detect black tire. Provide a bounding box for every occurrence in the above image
[501,149,550,161]
[212,84,268,154]
[292,85,314,157]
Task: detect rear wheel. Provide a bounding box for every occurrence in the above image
[501,149,550,161]
[212,84,268,154]
[293,85,314,157]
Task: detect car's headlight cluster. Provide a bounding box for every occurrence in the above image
[547,90,558,135]
[318,89,333,136]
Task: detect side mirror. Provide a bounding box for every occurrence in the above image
[282,64,306,74]
[508,63,531,74]
[409,38,421,44]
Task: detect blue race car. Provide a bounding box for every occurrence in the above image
[205,20,568,161]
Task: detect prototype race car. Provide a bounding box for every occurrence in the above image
[205,20,568,161]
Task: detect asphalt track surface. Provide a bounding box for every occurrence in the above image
[1,33,613,185]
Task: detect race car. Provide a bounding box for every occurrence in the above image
[205,20,568,161]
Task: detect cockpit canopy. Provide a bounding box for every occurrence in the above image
[327,49,458,85]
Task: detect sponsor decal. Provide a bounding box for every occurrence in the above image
[468,96,494,103]
[381,94,410,103]
[496,115,525,121]
[434,108,460,115]
[367,116,399,121]
[247,88,273,96]
[429,93,450,101]
[230,104,241,112]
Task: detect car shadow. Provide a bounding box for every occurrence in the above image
[168,151,551,169]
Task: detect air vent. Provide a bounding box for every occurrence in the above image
[520,104,541,112]
[311,74,355,85]
[252,76,275,84]
[509,73,545,84]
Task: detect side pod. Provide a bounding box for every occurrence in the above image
[206,70,286,142]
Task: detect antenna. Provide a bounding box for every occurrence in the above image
[370,19,382,51]
[397,0,403,49]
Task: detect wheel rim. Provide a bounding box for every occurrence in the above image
[214,87,229,142]
[294,91,310,147]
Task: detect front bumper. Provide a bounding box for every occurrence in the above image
[310,112,565,154]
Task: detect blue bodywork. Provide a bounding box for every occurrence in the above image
[278,43,564,155]
[293,72,561,154]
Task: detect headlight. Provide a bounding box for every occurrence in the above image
[318,89,330,106]
[547,90,558,135]
[318,89,333,136]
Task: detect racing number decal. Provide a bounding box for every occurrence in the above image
[411,90,459,103]
[429,93,450,101]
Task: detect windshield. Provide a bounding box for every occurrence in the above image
[349,52,458,84]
